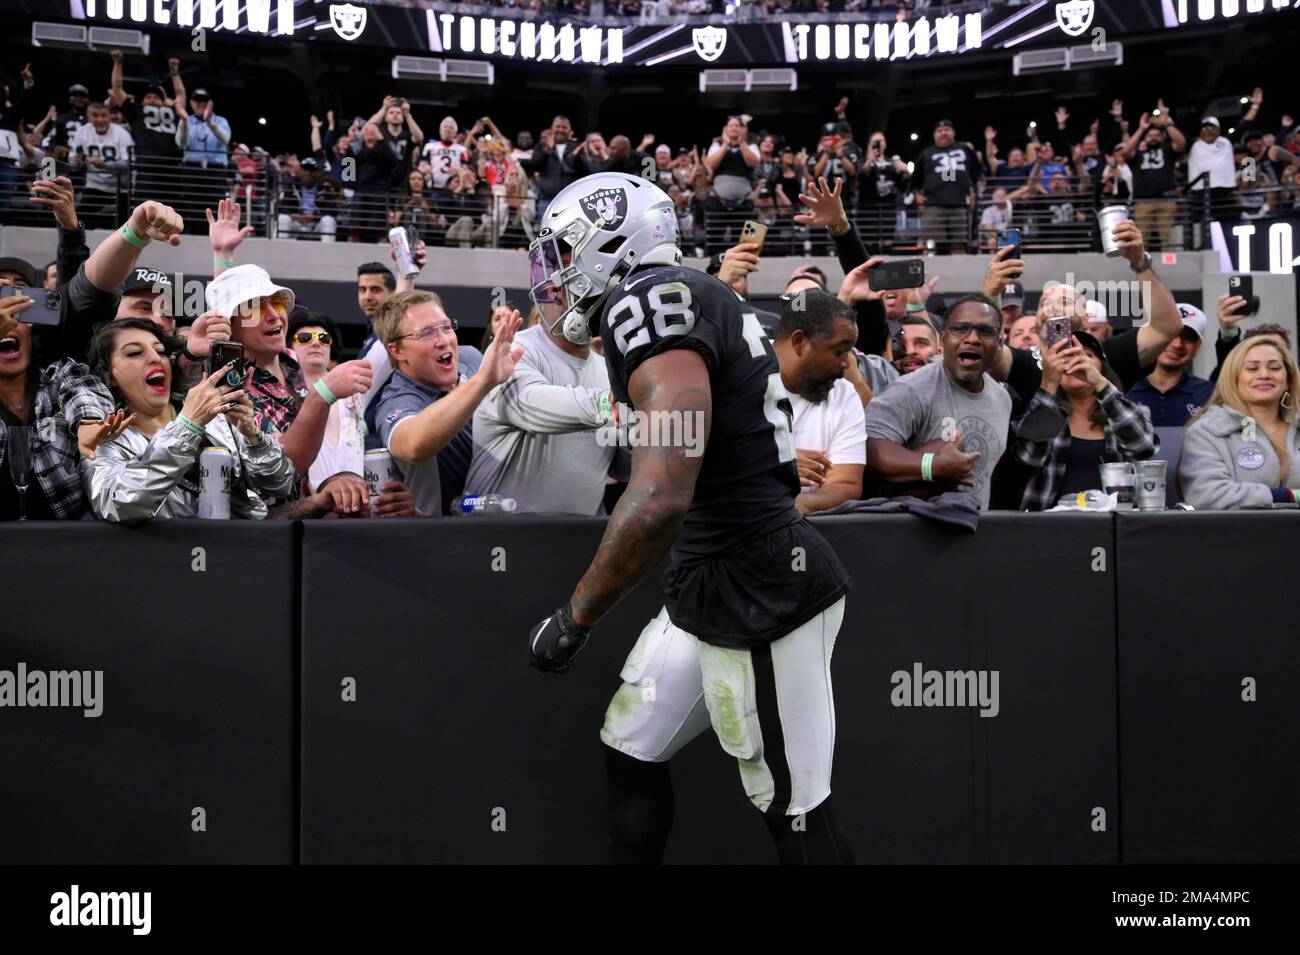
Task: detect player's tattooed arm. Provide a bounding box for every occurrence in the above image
[568,349,712,628]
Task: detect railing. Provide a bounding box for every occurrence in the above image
[2,155,1295,257]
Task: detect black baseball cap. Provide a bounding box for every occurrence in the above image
[934,118,955,130]
[300,157,319,171]
[68,84,89,98]
[121,267,173,297]
[779,143,796,155]
[191,88,211,101]
[0,257,38,287]
[145,84,168,99]
[1072,329,1106,362]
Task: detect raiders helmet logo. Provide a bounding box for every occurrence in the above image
[692,26,728,62]
[329,3,368,42]
[580,187,628,231]
[1054,0,1094,38]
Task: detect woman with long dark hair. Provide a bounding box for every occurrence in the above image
[77,318,294,521]
[1010,331,1157,510]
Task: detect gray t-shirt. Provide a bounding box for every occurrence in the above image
[862,360,1012,509]
[466,324,621,515]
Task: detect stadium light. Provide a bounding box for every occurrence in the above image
[910,133,918,141]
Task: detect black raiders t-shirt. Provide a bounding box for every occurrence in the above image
[911,143,981,206]
[383,126,415,167]
[1131,142,1177,199]
[120,100,180,158]
[600,263,851,646]
[50,107,86,151]
[815,141,864,201]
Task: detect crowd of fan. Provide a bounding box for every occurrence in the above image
[1,153,1297,525]
[3,52,1297,255]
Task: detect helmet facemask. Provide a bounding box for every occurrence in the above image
[528,218,605,346]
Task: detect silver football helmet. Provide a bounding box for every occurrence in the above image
[528,172,681,345]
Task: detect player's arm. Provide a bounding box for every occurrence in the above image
[572,349,710,623]
[528,348,712,673]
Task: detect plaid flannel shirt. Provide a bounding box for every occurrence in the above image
[247,350,309,502]
[0,359,105,519]
[1013,383,1159,511]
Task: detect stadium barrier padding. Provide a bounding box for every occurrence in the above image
[0,521,297,864]
[3,514,1296,863]
[1115,511,1300,864]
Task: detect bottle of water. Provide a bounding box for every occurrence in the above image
[451,493,518,515]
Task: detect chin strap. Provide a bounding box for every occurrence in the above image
[563,255,637,345]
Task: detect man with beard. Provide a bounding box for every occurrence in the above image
[774,291,865,516]
[894,314,941,377]
[1126,303,1213,427]
[864,295,1011,510]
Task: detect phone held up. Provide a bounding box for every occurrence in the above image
[0,285,62,324]
[868,258,925,291]
[1043,316,1073,350]
[208,340,253,389]
[1228,275,1260,317]
[740,219,768,251]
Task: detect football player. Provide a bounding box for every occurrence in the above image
[526,173,854,864]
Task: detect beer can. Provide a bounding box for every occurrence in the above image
[1097,205,1130,257]
[1099,461,1136,511]
[363,449,402,517]
[198,448,232,519]
[388,226,420,278]
[1136,460,1167,511]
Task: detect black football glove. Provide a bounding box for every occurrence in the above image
[529,604,592,674]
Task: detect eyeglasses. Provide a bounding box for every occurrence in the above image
[944,322,1000,342]
[293,331,333,346]
[397,320,458,344]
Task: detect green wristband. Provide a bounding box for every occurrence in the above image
[921,451,935,483]
[313,378,338,406]
[215,257,237,269]
[176,414,205,438]
[1221,325,1241,339]
[906,302,927,313]
[119,222,150,248]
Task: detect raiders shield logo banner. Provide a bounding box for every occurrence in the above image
[1054,0,1094,38]
[692,26,728,62]
[330,3,368,42]
[580,188,628,231]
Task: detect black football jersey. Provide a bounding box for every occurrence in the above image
[51,108,86,150]
[599,265,851,646]
[121,101,180,158]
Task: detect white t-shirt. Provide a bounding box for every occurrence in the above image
[306,339,394,492]
[421,140,471,189]
[1188,136,1237,190]
[71,123,134,193]
[789,378,867,495]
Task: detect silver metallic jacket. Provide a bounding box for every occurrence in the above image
[81,415,296,522]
